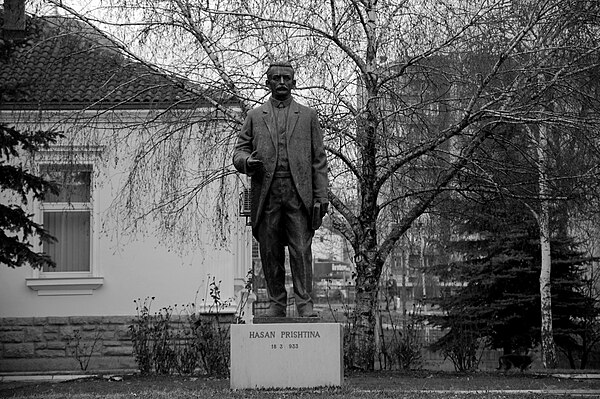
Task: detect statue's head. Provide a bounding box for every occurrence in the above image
[266,62,296,101]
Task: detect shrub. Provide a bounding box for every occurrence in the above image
[390,312,424,370]
[129,297,154,374]
[429,319,486,372]
[129,281,233,376]
[189,312,230,376]
[65,328,103,371]
[376,305,424,371]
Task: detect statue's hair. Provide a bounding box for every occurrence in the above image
[266,62,295,78]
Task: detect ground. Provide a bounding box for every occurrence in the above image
[2,370,600,398]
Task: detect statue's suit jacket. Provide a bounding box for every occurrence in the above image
[233,99,329,238]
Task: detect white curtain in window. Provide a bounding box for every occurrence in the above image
[43,211,91,272]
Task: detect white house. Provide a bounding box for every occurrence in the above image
[0,2,251,372]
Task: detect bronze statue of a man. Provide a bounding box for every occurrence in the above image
[233,62,329,317]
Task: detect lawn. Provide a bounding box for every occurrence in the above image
[2,370,600,398]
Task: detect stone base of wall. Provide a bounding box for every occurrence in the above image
[4,315,594,373]
[0,316,135,373]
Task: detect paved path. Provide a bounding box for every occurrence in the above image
[0,374,93,383]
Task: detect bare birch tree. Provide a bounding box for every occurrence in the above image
[44,0,600,369]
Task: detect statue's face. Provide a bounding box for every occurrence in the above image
[266,66,296,100]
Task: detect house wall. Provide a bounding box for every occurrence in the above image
[0,316,135,372]
[0,241,236,317]
[0,109,246,372]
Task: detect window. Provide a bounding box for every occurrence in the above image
[26,162,103,295]
[41,164,92,273]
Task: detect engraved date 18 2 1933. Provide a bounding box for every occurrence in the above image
[271,343,299,349]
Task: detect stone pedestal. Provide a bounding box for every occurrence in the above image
[230,323,343,389]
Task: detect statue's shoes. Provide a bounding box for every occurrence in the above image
[264,306,286,317]
[297,304,319,318]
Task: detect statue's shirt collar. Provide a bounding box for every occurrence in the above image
[270,96,293,109]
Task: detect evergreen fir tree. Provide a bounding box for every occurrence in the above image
[0,123,61,268]
[429,197,596,360]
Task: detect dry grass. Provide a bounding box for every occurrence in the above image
[2,370,600,398]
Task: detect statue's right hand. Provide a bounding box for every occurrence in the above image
[246,151,263,171]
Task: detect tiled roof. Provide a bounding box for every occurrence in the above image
[1,14,219,110]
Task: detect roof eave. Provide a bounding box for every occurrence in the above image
[0,100,235,111]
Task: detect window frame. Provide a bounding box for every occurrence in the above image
[26,148,103,295]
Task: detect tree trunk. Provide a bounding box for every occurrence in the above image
[539,212,557,368]
[351,1,381,367]
[581,344,589,370]
[402,245,409,324]
[537,119,558,369]
[419,227,427,311]
[351,259,380,370]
